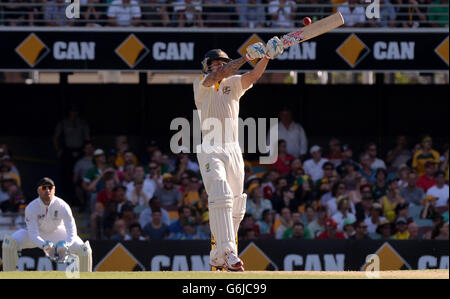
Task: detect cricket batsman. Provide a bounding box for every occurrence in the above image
[193,38,284,271]
[2,177,92,272]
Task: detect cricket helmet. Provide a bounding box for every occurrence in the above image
[201,49,232,74]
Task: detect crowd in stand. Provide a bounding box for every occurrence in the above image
[0,0,448,28]
[1,106,448,242]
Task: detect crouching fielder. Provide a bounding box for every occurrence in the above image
[2,177,92,272]
[193,38,284,271]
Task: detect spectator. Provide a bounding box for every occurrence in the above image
[272,186,300,213]
[417,161,437,192]
[53,105,90,204]
[238,213,260,238]
[282,212,312,239]
[236,0,266,28]
[126,165,157,203]
[359,153,377,184]
[120,164,136,186]
[90,176,116,240]
[431,221,449,240]
[44,0,74,26]
[397,164,411,188]
[269,176,288,206]
[139,196,171,228]
[261,169,280,199]
[400,170,425,206]
[73,141,95,211]
[129,178,150,211]
[154,173,183,207]
[408,222,421,240]
[332,195,356,230]
[317,218,345,239]
[284,222,307,239]
[303,145,329,182]
[348,177,370,204]
[316,162,338,199]
[372,168,388,200]
[395,202,411,223]
[325,181,349,217]
[325,138,344,167]
[268,0,296,28]
[374,219,392,240]
[125,223,147,240]
[2,0,34,26]
[426,171,449,208]
[100,185,128,239]
[257,209,275,235]
[169,205,193,235]
[242,228,258,240]
[141,0,170,27]
[142,208,170,240]
[343,218,356,238]
[272,140,295,176]
[191,186,209,234]
[380,179,405,222]
[350,220,370,240]
[109,219,129,241]
[412,136,440,176]
[0,173,16,204]
[174,152,200,182]
[366,142,387,170]
[355,193,374,222]
[392,217,410,239]
[269,108,308,159]
[180,174,200,206]
[440,146,449,181]
[284,158,303,186]
[341,162,360,191]
[81,0,105,27]
[443,200,449,222]
[396,0,428,28]
[0,184,25,213]
[308,206,327,238]
[246,183,273,220]
[83,149,117,201]
[421,195,441,220]
[386,135,412,172]
[107,0,142,26]
[173,0,204,27]
[303,204,316,226]
[428,0,449,27]
[169,218,209,240]
[364,203,386,234]
[371,0,396,27]
[0,158,20,187]
[275,207,293,239]
[337,0,365,27]
[96,176,116,208]
[203,0,234,27]
[147,161,163,187]
[336,144,360,176]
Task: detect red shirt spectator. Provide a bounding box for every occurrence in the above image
[417,162,438,192]
[96,178,116,206]
[317,218,346,239]
[272,140,294,175]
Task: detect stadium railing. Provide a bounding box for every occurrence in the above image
[0,2,448,27]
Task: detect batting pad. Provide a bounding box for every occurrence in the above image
[2,235,18,271]
[209,197,237,260]
[76,241,92,272]
[232,193,247,238]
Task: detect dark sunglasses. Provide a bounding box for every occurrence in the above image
[40,185,54,191]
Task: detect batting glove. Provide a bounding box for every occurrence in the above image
[265,36,284,59]
[245,42,266,61]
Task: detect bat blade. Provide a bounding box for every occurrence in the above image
[280,12,345,48]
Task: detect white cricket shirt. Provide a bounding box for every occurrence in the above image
[25,196,77,248]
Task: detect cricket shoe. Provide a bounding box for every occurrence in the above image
[224,252,245,272]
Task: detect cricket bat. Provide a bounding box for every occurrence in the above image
[280,12,345,48]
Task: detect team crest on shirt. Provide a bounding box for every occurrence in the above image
[222,86,231,95]
[205,163,211,172]
[53,210,58,220]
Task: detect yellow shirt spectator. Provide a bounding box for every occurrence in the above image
[412,149,440,176]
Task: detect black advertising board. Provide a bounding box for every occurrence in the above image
[0,28,448,72]
[1,240,448,271]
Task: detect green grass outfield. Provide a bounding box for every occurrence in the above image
[0,270,448,279]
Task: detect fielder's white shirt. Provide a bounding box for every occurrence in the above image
[426,184,449,208]
[193,74,252,145]
[25,196,77,248]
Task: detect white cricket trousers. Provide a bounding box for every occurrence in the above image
[197,142,247,265]
[11,228,85,252]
